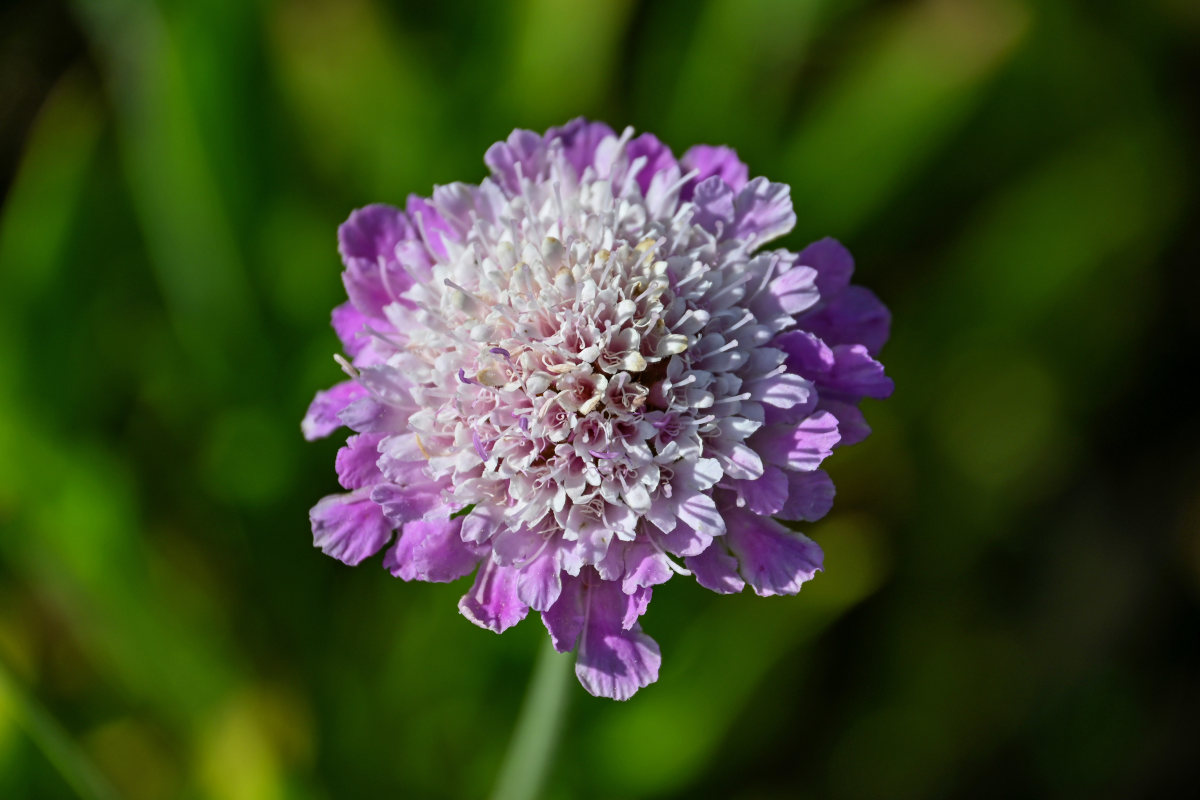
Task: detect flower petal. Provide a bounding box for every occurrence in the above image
[302,381,367,441]
[797,237,854,299]
[733,465,789,516]
[799,285,891,355]
[541,573,586,653]
[690,175,736,234]
[753,411,841,472]
[577,624,660,701]
[625,133,677,194]
[680,145,748,200]
[546,118,615,179]
[459,560,528,632]
[370,482,446,526]
[824,344,894,400]
[749,372,816,424]
[709,440,765,481]
[656,521,713,558]
[338,204,416,317]
[516,549,564,612]
[541,572,652,643]
[725,509,822,596]
[560,577,659,701]
[621,540,674,593]
[685,542,745,594]
[484,128,547,192]
[335,433,384,490]
[732,177,795,245]
[337,395,404,435]
[780,469,836,522]
[767,264,820,316]
[458,504,506,544]
[310,490,393,566]
[820,399,871,447]
[339,203,413,261]
[676,490,726,539]
[775,330,835,379]
[331,301,369,357]
[384,517,480,582]
[405,194,456,260]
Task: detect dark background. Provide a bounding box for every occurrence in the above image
[2,0,1198,798]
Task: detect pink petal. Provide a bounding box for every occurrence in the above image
[734,465,789,516]
[302,380,367,441]
[370,482,446,527]
[797,237,855,299]
[338,204,417,318]
[752,412,841,472]
[685,542,745,595]
[384,517,480,583]
[621,541,674,593]
[547,118,615,178]
[780,470,836,522]
[405,194,456,260]
[680,145,749,200]
[690,175,736,234]
[725,509,822,597]
[459,560,528,633]
[824,344,894,400]
[331,302,369,357]
[774,330,835,379]
[544,575,659,701]
[516,550,564,612]
[767,265,820,316]
[732,177,795,245]
[625,133,677,194]
[335,433,383,490]
[676,490,726,539]
[310,490,393,566]
[799,285,891,355]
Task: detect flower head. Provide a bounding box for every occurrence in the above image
[304,120,893,699]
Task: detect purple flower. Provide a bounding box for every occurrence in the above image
[304,120,893,699]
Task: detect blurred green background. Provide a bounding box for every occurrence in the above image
[2,0,1199,798]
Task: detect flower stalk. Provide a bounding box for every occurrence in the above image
[489,640,572,800]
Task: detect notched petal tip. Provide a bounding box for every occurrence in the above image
[302,380,368,441]
[576,628,661,701]
[310,491,393,566]
[725,510,823,597]
[384,516,480,583]
[459,561,528,633]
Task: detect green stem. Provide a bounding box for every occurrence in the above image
[0,657,118,800]
[488,638,572,800]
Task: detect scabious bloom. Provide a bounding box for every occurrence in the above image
[304,119,892,700]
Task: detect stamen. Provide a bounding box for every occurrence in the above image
[724,311,754,334]
[714,392,753,405]
[707,271,756,305]
[414,433,431,460]
[411,208,440,259]
[665,374,696,390]
[512,533,554,569]
[648,531,692,576]
[364,325,405,349]
[472,430,490,462]
[666,167,701,197]
[333,354,359,380]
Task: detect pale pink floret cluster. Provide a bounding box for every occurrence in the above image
[304,120,892,699]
